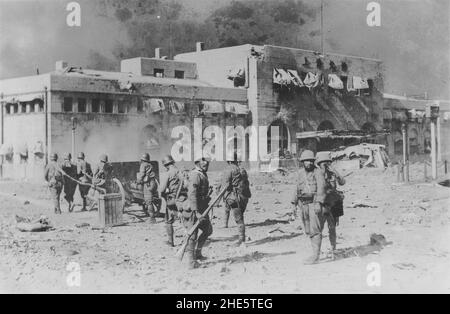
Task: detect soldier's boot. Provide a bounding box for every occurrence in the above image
[234,223,246,247]
[224,210,230,228]
[165,224,174,247]
[185,239,198,270]
[81,198,87,212]
[67,201,73,213]
[196,233,209,260]
[148,204,157,224]
[303,234,322,265]
[329,229,337,260]
[142,204,149,217]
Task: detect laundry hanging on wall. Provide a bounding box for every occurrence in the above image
[286,69,304,87]
[201,101,224,114]
[168,100,185,114]
[273,68,292,86]
[303,72,321,89]
[144,98,165,112]
[352,76,370,89]
[227,66,245,80]
[225,102,249,115]
[328,74,344,89]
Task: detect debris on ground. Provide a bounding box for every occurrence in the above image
[15,215,53,232]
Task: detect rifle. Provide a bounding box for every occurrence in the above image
[176,186,228,261]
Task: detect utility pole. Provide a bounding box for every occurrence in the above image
[321,0,324,55]
[71,117,77,159]
[431,118,437,179]
[401,122,409,182]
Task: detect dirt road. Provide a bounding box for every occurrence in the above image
[0,165,449,293]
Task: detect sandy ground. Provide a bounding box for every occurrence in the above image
[0,164,449,294]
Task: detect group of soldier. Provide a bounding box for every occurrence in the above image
[44,152,113,214]
[44,148,345,269]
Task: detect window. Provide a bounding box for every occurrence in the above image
[175,70,185,79]
[118,102,128,114]
[78,98,87,113]
[28,103,34,113]
[154,68,164,78]
[20,103,27,113]
[137,99,143,113]
[92,99,100,113]
[63,97,73,112]
[5,104,11,114]
[12,103,18,114]
[105,99,113,113]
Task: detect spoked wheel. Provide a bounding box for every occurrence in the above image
[111,178,126,213]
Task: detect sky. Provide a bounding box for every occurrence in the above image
[0,0,449,99]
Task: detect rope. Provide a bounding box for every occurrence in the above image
[56,164,106,194]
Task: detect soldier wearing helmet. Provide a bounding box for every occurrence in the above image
[158,155,183,246]
[315,151,346,259]
[76,152,93,211]
[136,153,158,223]
[291,149,327,265]
[218,152,251,247]
[93,153,113,193]
[61,152,77,213]
[44,153,64,214]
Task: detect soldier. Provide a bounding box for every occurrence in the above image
[219,153,251,246]
[182,157,212,269]
[159,155,183,247]
[61,152,77,212]
[76,152,93,212]
[44,153,64,214]
[93,154,113,193]
[136,153,158,223]
[291,150,328,265]
[316,151,346,257]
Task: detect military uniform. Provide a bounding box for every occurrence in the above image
[137,159,158,222]
[61,157,77,211]
[159,162,183,246]
[76,156,92,211]
[93,159,113,193]
[182,165,212,267]
[44,158,64,214]
[219,162,251,245]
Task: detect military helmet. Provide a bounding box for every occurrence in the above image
[50,153,58,161]
[299,150,315,162]
[77,152,85,160]
[194,157,210,164]
[141,153,151,162]
[100,154,108,163]
[162,155,175,166]
[63,152,72,161]
[316,151,332,164]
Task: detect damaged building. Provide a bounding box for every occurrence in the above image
[2,42,446,181]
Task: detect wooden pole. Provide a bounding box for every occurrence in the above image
[430,118,437,180]
[437,116,442,162]
[402,123,409,182]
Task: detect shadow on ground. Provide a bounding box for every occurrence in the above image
[247,219,290,228]
[202,250,297,267]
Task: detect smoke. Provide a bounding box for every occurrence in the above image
[1,0,449,99]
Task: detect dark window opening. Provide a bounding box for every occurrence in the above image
[92,99,100,113]
[20,103,27,113]
[329,61,337,72]
[63,97,73,112]
[340,76,348,90]
[12,103,18,114]
[175,70,184,79]
[38,102,44,112]
[105,99,113,113]
[316,59,323,70]
[5,104,11,114]
[118,102,128,114]
[78,98,87,112]
[29,103,35,113]
[341,62,348,72]
[154,68,164,78]
[367,79,374,95]
[137,99,144,113]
